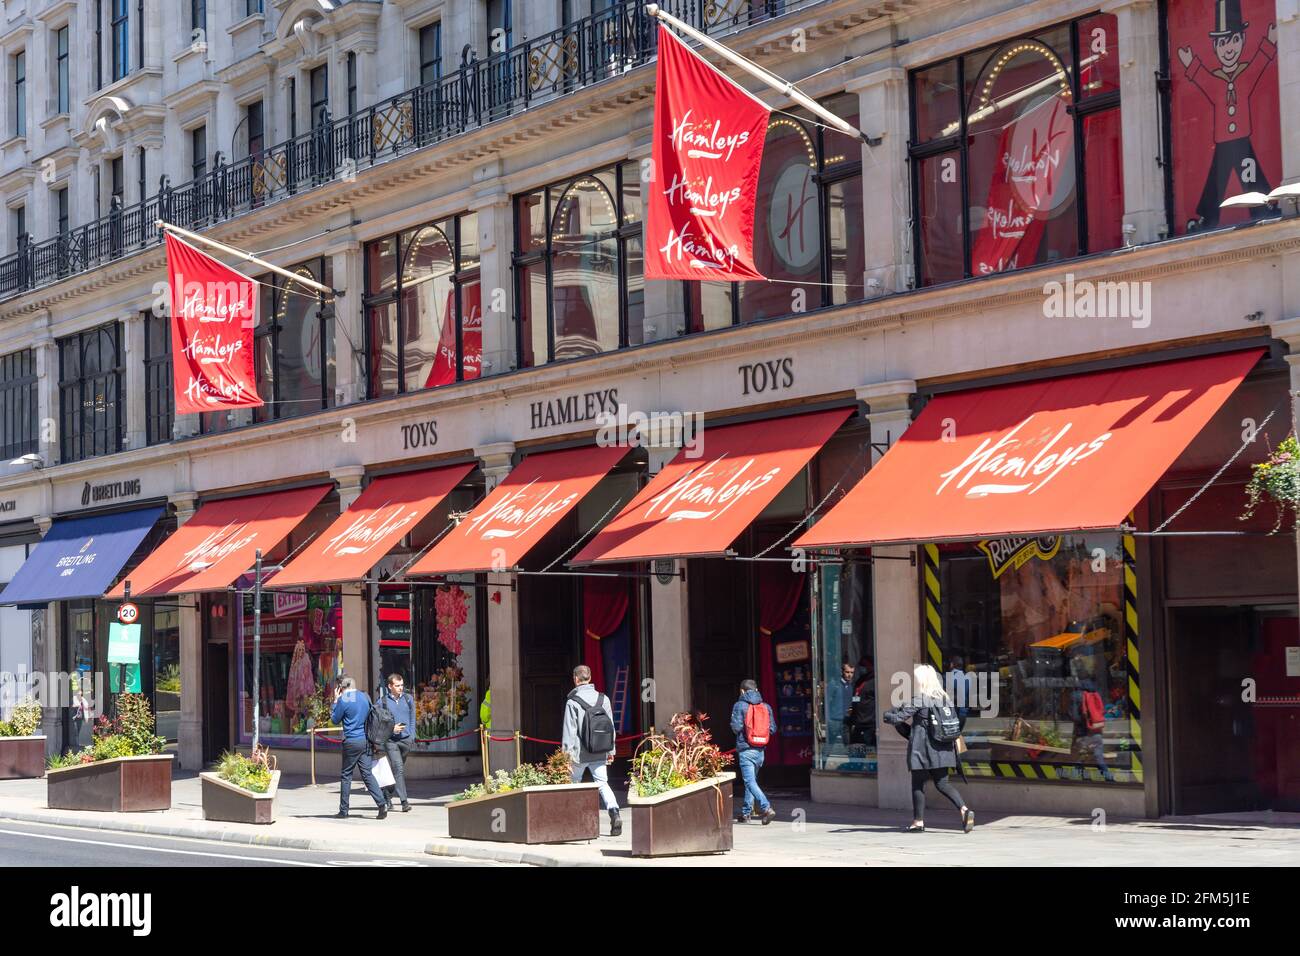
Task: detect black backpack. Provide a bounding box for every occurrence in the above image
[923,702,963,745]
[568,689,616,755]
[365,697,395,746]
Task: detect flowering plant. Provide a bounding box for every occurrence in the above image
[434,585,469,655]
[453,748,571,801]
[1242,434,1300,532]
[629,712,732,797]
[415,666,473,740]
[48,694,165,769]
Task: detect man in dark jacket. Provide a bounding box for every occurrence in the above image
[330,675,386,820]
[375,673,416,812]
[729,680,777,825]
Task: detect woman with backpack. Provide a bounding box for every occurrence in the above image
[883,663,974,833]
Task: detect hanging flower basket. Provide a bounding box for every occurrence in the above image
[1241,434,1300,532]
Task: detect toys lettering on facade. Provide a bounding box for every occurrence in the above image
[1178,0,1277,229]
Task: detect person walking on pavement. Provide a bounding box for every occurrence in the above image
[562,665,622,837]
[730,679,777,825]
[883,663,974,834]
[375,672,416,812]
[331,675,387,820]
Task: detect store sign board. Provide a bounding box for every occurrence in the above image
[1286,647,1300,678]
[0,500,15,514]
[81,478,142,508]
[107,622,141,664]
[775,640,810,664]
[529,389,620,431]
[976,535,1062,579]
[273,591,308,617]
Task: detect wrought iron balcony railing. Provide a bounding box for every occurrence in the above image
[0,0,807,304]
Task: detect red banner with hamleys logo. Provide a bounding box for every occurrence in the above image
[107,485,330,597]
[270,464,473,587]
[645,24,770,281]
[165,232,262,415]
[410,444,629,575]
[574,408,850,564]
[795,349,1263,549]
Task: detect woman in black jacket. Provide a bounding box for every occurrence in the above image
[883,663,975,833]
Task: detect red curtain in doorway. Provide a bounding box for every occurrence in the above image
[757,562,805,736]
[583,576,630,692]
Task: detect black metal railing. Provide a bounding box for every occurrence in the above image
[0,0,808,303]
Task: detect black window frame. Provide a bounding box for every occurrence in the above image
[190,0,206,35]
[58,322,124,463]
[0,349,38,461]
[363,214,480,398]
[245,0,264,18]
[309,63,329,128]
[111,0,129,82]
[56,26,70,114]
[907,14,1122,287]
[143,310,173,446]
[13,50,25,138]
[137,146,147,201]
[191,125,207,181]
[246,99,265,158]
[56,186,69,235]
[13,205,25,251]
[419,22,442,87]
[346,52,357,115]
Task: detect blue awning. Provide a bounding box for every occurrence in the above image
[0,506,164,607]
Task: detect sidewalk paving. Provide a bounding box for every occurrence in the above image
[1,772,1297,866]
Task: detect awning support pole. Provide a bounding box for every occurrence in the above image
[252,548,262,753]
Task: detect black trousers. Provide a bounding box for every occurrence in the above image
[1197,137,1273,226]
[340,739,384,813]
[382,738,411,806]
[911,768,964,820]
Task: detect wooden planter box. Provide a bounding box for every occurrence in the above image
[0,735,46,779]
[46,755,173,812]
[447,783,600,844]
[200,770,281,825]
[629,772,735,858]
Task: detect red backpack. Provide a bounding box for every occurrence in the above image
[743,701,772,747]
[1081,691,1105,732]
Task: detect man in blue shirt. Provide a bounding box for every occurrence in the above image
[330,675,386,819]
[375,673,416,812]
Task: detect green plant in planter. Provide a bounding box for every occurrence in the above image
[453,748,572,800]
[0,696,42,738]
[215,744,276,793]
[629,712,732,798]
[1242,434,1300,532]
[46,693,165,769]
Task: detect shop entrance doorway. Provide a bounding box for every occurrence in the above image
[1168,606,1300,813]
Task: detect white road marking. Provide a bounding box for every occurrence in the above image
[0,827,327,866]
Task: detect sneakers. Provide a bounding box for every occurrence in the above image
[377,806,388,820]
[334,811,348,819]
[400,803,412,813]
[608,809,623,837]
[735,812,752,824]
[760,807,776,825]
[963,809,975,833]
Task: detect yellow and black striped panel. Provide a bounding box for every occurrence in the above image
[1123,517,1143,783]
[923,543,942,671]
[961,761,1141,783]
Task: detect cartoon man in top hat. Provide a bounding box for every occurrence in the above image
[1177,0,1277,229]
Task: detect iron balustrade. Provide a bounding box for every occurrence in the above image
[0,0,805,303]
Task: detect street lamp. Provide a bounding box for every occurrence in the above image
[7,453,44,469]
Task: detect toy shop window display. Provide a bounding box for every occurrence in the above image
[812,557,877,775]
[408,576,483,754]
[236,586,343,745]
[934,533,1136,783]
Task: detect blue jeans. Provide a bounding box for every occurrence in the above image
[737,747,770,816]
[571,759,619,811]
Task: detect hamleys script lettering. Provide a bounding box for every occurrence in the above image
[178,522,258,572]
[670,109,751,161]
[175,274,254,323]
[324,504,419,557]
[646,456,779,521]
[935,416,1112,498]
[468,480,577,540]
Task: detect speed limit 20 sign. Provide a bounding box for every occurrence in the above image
[116,602,139,624]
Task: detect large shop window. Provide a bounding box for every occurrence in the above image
[201,257,335,434]
[1165,0,1281,233]
[0,349,38,461]
[910,15,1122,286]
[514,162,647,367]
[933,533,1138,783]
[686,92,866,328]
[58,322,123,463]
[143,311,173,446]
[365,214,481,397]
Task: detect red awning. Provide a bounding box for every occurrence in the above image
[268,464,474,587]
[108,485,331,597]
[574,407,851,564]
[408,444,629,575]
[795,349,1264,549]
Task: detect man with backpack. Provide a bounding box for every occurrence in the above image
[1072,677,1115,782]
[331,675,387,820]
[729,679,777,825]
[562,664,621,836]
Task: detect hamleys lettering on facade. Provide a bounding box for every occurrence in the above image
[164,232,262,415]
[271,465,472,588]
[574,408,850,564]
[645,24,770,281]
[410,444,629,576]
[794,349,1264,549]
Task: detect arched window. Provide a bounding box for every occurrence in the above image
[364,213,480,397]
